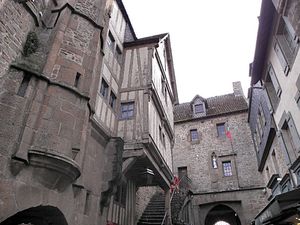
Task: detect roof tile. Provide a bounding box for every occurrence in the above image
[174,94,248,122]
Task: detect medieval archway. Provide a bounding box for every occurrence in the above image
[0,206,68,225]
[205,204,241,225]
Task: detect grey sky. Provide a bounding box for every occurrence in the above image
[122,0,261,102]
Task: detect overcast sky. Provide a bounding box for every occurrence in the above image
[122,0,261,103]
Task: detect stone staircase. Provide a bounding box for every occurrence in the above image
[137,192,165,225]
[137,192,186,225]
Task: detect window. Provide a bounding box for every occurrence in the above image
[275,17,299,75]
[159,125,166,147]
[290,158,300,187]
[265,65,281,110]
[162,133,166,147]
[265,166,270,180]
[107,31,115,51]
[100,78,109,98]
[116,45,122,64]
[278,112,300,165]
[190,129,199,141]
[281,120,297,162]
[194,103,204,113]
[281,179,292,193]
[109,91,116,109]
[271,150,280,174]
[178,167,188,179]
[74,72,81,88]
[222,161,233,177]
[159,125,162,140]
[120,102,134,119]
[17,73,31,97]
[217,123,226,137]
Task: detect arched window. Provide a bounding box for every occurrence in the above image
[212,152,218,169]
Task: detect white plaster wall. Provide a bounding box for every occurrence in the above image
[270,47,300,131]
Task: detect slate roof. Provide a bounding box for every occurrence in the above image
[174,94,248,122]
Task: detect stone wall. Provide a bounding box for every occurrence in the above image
[135,186,162,221]
[173,112,264,193]
[0,1,34,79]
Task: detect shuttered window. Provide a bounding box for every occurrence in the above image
[269,66,281,97]
[275,17,299,75]
[277,112,300,166]
[265,64,281,110]
[274,41,290,75]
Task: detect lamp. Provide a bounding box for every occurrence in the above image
[142,168,154,185]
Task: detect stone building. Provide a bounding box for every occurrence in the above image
[0,1,178,225]
[173,82,267,225]
[248,0,300,224]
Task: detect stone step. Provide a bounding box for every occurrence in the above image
[137,222,162,225]
[145,205,165,210]
[140,214,164,218]
[139,217,164,222]
[144,209,165,215]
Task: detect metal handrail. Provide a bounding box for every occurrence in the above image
[160,175,192,225]
[160,189,176,225]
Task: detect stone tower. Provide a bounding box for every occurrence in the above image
[0,1,125,224]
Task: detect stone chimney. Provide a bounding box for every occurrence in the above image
[232,81,244,97]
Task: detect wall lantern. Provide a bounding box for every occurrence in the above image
[142,168,154,185]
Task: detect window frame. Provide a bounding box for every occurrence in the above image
[264,64,281,110]
[107,31,115,51]
[190,129,199,142]
[100,78,109,99]
[194,103,204,114]
[120,102,135,120]
[109,91,117,109]
[274,16,299,75]
[222,161,233,177]
[116,45,122,64]
[216,123,226,137]
[277,111,300,166]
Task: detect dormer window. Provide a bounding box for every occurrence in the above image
[194,103,204,114]
[191,95,206,117]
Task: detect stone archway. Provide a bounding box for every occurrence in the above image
[205,204,241,225]
[0,206,68,225]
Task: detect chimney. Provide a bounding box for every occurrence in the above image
[232,81,244,97]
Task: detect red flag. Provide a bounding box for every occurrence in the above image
[170,176,180,192]
[226,126,232,140]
